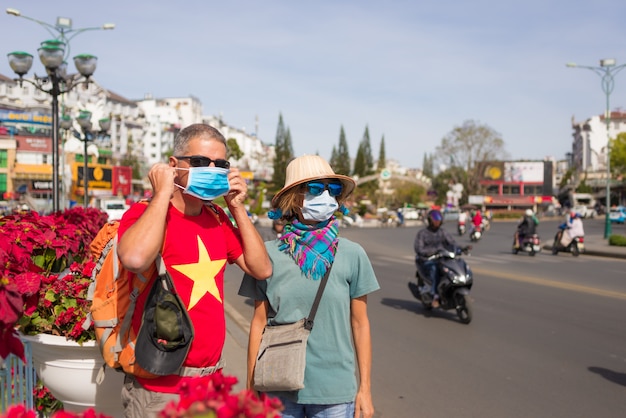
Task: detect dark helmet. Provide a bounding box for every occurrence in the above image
[427,209,443,230]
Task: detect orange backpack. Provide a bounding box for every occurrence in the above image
[86,214,161,380]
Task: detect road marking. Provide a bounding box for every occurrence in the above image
[473,266,626,300]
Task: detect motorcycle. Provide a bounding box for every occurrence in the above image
[469,225,482,242]
[512,233,541,256]
[457,221,466,236]
[552,224,584,257]
[408,248,474,324]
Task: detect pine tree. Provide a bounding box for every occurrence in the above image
[353,143,366,177]
[271,113,293,191]
[422,153,434,178]
[330,145,339,169]
[377,135,386,171]
[353,125,374,177]
[334,126,351,176]
[362,125,374,175]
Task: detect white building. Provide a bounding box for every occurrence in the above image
[571,111,626,177]
[204,114,274,182]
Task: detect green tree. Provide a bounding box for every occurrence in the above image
[352,126,374,177]
[362,125,374,175]
[271,114,294,192]
[435,120,507,197]
[431,166,468,206]
[332,126,351,176]
[377,135,386,172]
[422,153,434,178]
[610,132,626,178]
[329,145,339,169]
[388,179,425,208]
[226,138,244,161]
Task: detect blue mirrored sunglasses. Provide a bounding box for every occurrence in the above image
[305,181,343,197]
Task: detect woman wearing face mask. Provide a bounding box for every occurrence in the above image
[238,155,380,418]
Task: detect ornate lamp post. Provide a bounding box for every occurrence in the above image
[5,8,114,212]
[74,111,111,207]
[567,59,626,239]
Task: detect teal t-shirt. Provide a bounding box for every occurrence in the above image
[238,237,380,404]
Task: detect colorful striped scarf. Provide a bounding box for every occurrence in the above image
[278,217,339,280]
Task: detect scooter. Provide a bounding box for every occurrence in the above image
[552,225,584,257]
[457,221,466,236]
[408,248,474,324]
[469,225,482,242]
[512,233,541,256]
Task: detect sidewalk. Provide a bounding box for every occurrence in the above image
[222,301,251,392]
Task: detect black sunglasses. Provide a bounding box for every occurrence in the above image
[175,155,230,169]
[305,181,343,197]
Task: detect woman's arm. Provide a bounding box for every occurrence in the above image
[247,300,268,390]
[351,295,374,418]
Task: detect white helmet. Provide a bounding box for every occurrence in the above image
[525,209,533,216]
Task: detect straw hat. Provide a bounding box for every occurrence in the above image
[271,155,356,207]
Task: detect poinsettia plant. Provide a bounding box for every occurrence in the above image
[1,373,283,418]
[0,207,108,361]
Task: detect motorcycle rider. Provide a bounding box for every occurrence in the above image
[514,209,538,248]
[557,211,584,247]
[470,210,483,236]
[457,209,468,234]
[414,209,467,308]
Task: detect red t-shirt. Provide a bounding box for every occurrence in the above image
[117,201,243,392]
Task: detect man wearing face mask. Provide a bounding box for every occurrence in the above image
[116,123,272,417]
[238,155,380,418]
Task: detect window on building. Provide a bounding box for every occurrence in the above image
[0,173,6,193]
[485,184,499,194]
[503,185,521,195]
[524,185,543,195]
[0,150,7,168]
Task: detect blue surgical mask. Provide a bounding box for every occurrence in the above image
[175,167,230,201]
[301,190,339,222]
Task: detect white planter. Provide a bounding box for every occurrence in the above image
[21,334,124,417]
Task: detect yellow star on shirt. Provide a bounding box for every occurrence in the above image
[171,235,227,310]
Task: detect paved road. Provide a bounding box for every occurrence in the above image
[222,218,626,417]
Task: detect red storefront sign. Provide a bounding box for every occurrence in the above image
[112,166,132,196]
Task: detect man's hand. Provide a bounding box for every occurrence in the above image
[148,163,176,199]
[224,167,248,209]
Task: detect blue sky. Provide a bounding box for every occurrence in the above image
[3,0,626,169]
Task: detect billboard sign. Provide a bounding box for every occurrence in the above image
[504,162,544,183]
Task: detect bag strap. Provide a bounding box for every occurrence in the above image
[304,264,332,331]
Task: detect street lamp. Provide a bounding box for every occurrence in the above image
[74,111,111,207]
[567,59,626,239]
[6,8,114,61]
[6,8,114,212]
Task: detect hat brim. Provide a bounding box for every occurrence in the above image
[271,174,356,207]
[135,276,194,376]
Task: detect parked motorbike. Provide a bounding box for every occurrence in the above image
[512,233,541,256]
[552,225,584,257]
[457,221,466,236]
[469,225,482,242]
[408,247,474,324]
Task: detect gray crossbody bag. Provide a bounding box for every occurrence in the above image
[253,265,332,392]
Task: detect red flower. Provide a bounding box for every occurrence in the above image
[0,207,108,359]
[158,373,282,418]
